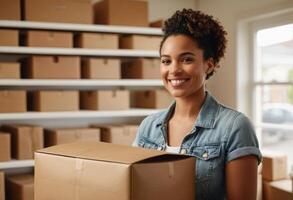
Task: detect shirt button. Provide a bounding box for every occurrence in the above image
[202,152,208,159]
[180,149,187,154]
[157,146,163,151]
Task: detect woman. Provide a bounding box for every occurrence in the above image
[133,9,262,200]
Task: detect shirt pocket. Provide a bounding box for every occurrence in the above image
[138,137,160,150]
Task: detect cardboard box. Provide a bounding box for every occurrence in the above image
[0,171,4,200]
[94,0,148,27]
[82,58,121,79]
[80,90,130,110]
[150,19,164,28]
[0,29,18,46]
[23,0,93,24]
[0,132,11,161]
[24,56,80,79]
[269,180,293,200]
[35,141,195,200]
[6,174,34,200]
[92,125,138,146]
[75,33,118,49]
[45,128,100,147]
[1,124,44,160]
[122,58,161,79]
[0,62,20,79]
[0,0,20,20]
[0,90,26,113]
[31,91,79,112]
[132,90,173,109]
[120,35,162,50]
[25,30,73,48]
[262,152,287,181]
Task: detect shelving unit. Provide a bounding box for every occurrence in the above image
[0,20,164,170]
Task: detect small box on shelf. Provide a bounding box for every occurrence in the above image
[0,132,10,162]
[0,62,20,79]
[120,35,162,50]
[262,152,287,181]
[0,0,20,20]
[0,90,26,113]
[6,174,34,200]
[75,33,119,49]
[0,171,4,200]
[0,29,18,46]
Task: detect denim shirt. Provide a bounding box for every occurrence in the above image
[133,91,262,200]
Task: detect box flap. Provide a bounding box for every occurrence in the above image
[37,141,187,164]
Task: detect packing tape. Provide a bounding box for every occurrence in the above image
[168,162,174,178]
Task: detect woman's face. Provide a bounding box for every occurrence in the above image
[160,34,213,99]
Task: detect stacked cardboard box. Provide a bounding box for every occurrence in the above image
[45,128,101,147]
[23,0,93,24]
[1,124,44,160]
[80,90,130,110]
[75,33,119,49]
[0,0,20,20]
[23,56,80,79]
[0,132,11,161]
[132,90,173,109]
[0,90,26,113]
[91,124,138,146]
[0,171,4,200]
[122,58,161,79]
[82,58,121,79]
[0,29,18,46]
[150,19,164,28]
[0,62,20,79]
[35,141,195,200]
[30,90,79,112]
[94,0,148,27]
[120,35,162,50]
[6,174,34,200]
[24,30,73,48]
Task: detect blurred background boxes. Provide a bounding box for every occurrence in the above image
[132,90,173,109]
[6,174,34,200]
[0,0,20,20]
[24,30,73,48]
[23,0,93,24]
[80,90,130,110]
[75,33,118,49]
[122,58,161,79]
[30,90,79,112]
[0,171,4,200]
[0,132,10,162]
[82,58,121,79]
[0,29,18,46]
[1,124,44,160]
[45,128,101,147]
[0,90,26,113]
[120,35,162,50]
[262,153,287,181]
[263,179,293,200]
[94,0,148,27]
[23,56,80,79]
[150,19,164,28]
[0,62,20,79]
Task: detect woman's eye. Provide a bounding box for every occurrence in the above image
[161,59,171,65]
[182,57,193,63]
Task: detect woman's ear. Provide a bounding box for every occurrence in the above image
[205,58,215,74]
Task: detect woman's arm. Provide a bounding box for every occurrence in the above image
[226,155,258,200]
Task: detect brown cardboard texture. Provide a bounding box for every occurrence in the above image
[150,19,164,28]
[93,125,138,146]
[122,58,161,79]
[0,90,26,113]
[262,152,287,181]
[82,58,121,79]
[0,62,20,79]
[45,128,100,147]
[132,90,173,109]
[35,141,195,200]
[120,35,162,50]
[0,171,4,200]
[0,132,10,161]
[24,0,93,24]
[94,0,148,27]
[0,0,20,20]
[6,174,34,200]
[76,33,118,49]
[1,124,44,160]
[81,90,130,110]
[24,56,80,79]
[0,29,18,46]
[25,30,73,48]
[269,180,293,200]
[31,90,79,112]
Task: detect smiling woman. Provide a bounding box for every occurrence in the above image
[133,9,262,200]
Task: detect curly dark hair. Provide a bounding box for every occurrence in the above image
[160,9,227,80]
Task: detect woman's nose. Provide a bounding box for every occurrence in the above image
[169,62,183,74]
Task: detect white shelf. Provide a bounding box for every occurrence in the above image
[0,46,160,57]
[0,79,164,90]
[0,20,163,35]
[0,160,34,169]
[0,109,160,121]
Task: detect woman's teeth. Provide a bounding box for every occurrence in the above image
[169,79,188,87]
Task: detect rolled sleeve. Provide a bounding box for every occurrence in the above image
[225,114,262,164]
